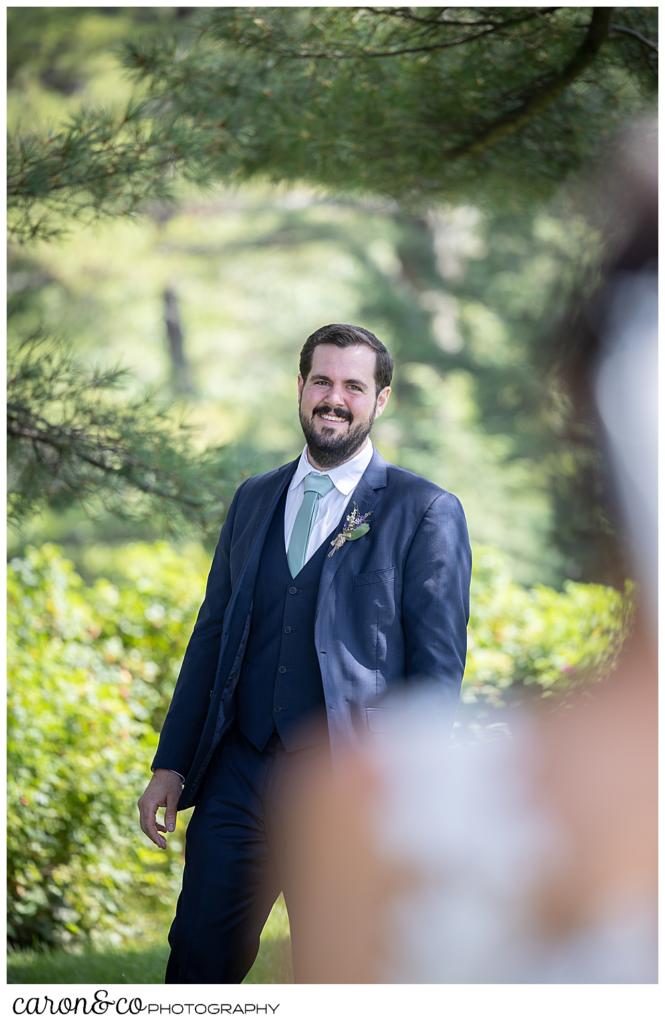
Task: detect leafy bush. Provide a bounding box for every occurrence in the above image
[7,543,206,950]
[465,545,633,709]
[7,541,632,949]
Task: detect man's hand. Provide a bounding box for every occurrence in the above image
[138,770,183,849]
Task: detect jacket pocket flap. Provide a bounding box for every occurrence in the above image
[353,566,395,587]
[365,707,396,733]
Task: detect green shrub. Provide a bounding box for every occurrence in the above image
[465,545,633,708]
[7,543,206,950]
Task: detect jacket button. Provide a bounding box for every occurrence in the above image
[284,625,293,634]
[288,586,298,595]
[278,665,287,674]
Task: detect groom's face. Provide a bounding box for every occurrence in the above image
[298,343,391,468]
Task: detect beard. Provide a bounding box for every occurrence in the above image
[299,400,376,469]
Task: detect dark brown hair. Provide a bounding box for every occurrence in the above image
[299,323,393,394]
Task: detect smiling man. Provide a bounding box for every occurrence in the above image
[297,336,390,468]
[138,322,472,983]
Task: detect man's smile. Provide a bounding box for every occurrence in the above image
[314,406,352,427]
[318,413,348,425]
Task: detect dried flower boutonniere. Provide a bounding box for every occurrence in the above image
[328,505,373,557]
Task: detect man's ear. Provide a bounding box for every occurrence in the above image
[297,373,304,400]
[375,386,391,418]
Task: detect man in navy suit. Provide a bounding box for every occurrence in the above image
[138,323,472,983]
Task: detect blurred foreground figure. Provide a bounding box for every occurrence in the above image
[281,123,657,983]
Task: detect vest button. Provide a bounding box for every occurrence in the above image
[284,625,293,634]
[288,586,298,595]
[278,665,287,674]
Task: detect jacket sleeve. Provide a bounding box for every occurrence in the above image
[401,490,471,702]
[150,483,244,777]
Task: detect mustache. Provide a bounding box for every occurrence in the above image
[313,404,353,423]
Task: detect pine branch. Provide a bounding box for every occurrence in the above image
[362,6,561,31]
[444,8,614,161]
[254,9,560,60]
[7,336,232,531]
[8,406,206,509]
[610,24,658,54]
[362,8,499,29]
[7,103,189,242]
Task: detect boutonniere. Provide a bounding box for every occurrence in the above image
[328,505,373,557]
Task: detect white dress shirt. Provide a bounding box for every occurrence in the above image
[284,439,374,565]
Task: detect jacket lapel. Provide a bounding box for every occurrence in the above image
[315,448,388,622]
[233,459,298,599]
[215,464,298,690]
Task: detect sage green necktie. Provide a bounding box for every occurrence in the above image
[287,472,335,577]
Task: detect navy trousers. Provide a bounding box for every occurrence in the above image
[164,727,320,984]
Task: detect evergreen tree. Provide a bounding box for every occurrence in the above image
[8,7,657,242]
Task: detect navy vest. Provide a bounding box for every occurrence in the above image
[235,486,345,752]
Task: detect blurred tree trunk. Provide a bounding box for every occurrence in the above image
[162,285,193,395]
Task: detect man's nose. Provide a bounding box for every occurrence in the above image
[324,383,346,408]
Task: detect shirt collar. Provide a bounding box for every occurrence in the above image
[289,438,374,496]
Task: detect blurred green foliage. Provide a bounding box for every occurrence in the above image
[466,546,633,710]
[7,543,203,949]
[8,542,631,949]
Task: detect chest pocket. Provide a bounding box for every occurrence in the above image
[352,567,395,587]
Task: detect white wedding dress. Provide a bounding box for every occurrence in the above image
[366,694,657,984]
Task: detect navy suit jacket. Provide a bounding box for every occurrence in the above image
[152,448,472,809]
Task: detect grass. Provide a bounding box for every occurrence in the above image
[7,898,293,985]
